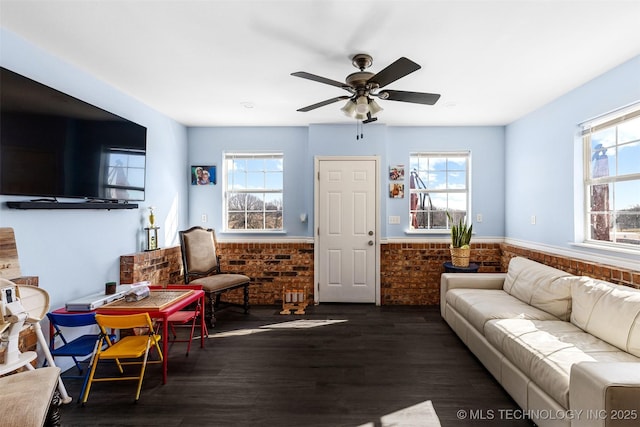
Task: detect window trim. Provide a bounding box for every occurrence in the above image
[222,151,284,232]
[408,151,472,233]
[580,102,640,251]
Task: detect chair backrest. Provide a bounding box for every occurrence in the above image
[47,311,98,328]
[179,226,220,283]
[95,313,154,332]
[15,284,50,323]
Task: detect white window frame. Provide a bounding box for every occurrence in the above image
[223,152,284,232]
[581,103,640,251]
[408,151,471,233]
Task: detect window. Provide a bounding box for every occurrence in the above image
[409,152,470,231]
[224,152,283,231]
[582,104,640,249]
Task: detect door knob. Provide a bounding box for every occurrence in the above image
[368,240,374,246]
[368,231,374,236]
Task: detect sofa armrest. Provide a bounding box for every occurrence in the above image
[570,362,640,427]
[440,273,506,317]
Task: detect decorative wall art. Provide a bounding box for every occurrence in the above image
[191,165,216,185]
[389,165,404,181]
[390,183,404,198]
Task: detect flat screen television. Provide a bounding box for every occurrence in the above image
[0,67,147,203]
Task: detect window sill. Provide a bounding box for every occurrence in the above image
[571,241,639,256]
[404,229,451,235]
[221,230,287,235]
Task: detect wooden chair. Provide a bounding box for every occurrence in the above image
[82,313,163,404]
[179,226,251,327]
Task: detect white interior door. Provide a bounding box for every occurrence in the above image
[316,158,378,303]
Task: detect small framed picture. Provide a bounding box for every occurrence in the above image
[191,165,216,185]
[389,165,404,181]
[390,183,404,198]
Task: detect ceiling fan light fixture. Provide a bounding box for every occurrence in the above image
[355,96,369,115]
[354,111,367,121]
[368,99,383,115]
[341,99,356,117]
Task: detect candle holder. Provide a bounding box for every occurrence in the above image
[280,285,308,315]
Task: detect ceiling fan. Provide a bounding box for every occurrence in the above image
[292,54,441,123]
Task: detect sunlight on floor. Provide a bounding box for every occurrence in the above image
[207,319,348,339]
[260,319,348,329]
[355,400,441,427]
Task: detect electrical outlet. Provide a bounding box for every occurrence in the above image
[531,215,536,225]
[476,214,483,223]
[201,214,208,223]
[388,216,400,224]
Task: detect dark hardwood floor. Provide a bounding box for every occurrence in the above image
[59,305,534,426]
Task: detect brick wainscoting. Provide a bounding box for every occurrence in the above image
[381,242,502,305]
[501,243,640,289]
[118,241,638,306]
[215,242,315,306]
[120,246,183,285]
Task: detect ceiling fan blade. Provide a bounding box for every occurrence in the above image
[297,96,350,112]
[369,57,421,88]
[291,72,350,89]
[381,90,441,105]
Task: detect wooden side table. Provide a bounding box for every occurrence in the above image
[443,262,479,273]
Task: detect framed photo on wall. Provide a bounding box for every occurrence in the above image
[389,165,404,181]
[390,183,404,198]
[191,165,216,185]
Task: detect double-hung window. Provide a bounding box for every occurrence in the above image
[581,104,640,249]
[223,152,283,231]
[409,152,470,231]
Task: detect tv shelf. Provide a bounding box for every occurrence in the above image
[6,201,139,210]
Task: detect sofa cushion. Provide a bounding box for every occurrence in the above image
[503,257,573,320]
[571,277,640,358]
[446,288,558,334]
[485,318,640,408]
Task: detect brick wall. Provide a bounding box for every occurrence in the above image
[381,242,502,305]
[215,242,315,305]
[120,246,183,285]
[501,243,640,289]
[118,241,638,306]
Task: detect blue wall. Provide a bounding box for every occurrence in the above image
[2,26,637,316]
[505,55,640,264]
[188,126,310,237]
[0,29,189,311]
[188,123,506,240]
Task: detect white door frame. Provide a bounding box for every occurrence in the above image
[313,156,381,305]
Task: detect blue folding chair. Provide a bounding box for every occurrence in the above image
[46,311,115,400]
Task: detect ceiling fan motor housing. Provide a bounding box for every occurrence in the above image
[346,72,375,91]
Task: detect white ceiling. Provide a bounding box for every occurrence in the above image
[2,0,640,127]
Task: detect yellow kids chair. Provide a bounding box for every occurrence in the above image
[81,313,163,404]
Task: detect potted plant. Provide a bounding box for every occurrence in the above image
[447,211,473,267]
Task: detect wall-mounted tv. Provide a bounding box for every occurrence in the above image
[0,67,147,202]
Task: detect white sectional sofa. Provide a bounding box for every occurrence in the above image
[440,257,640,427]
